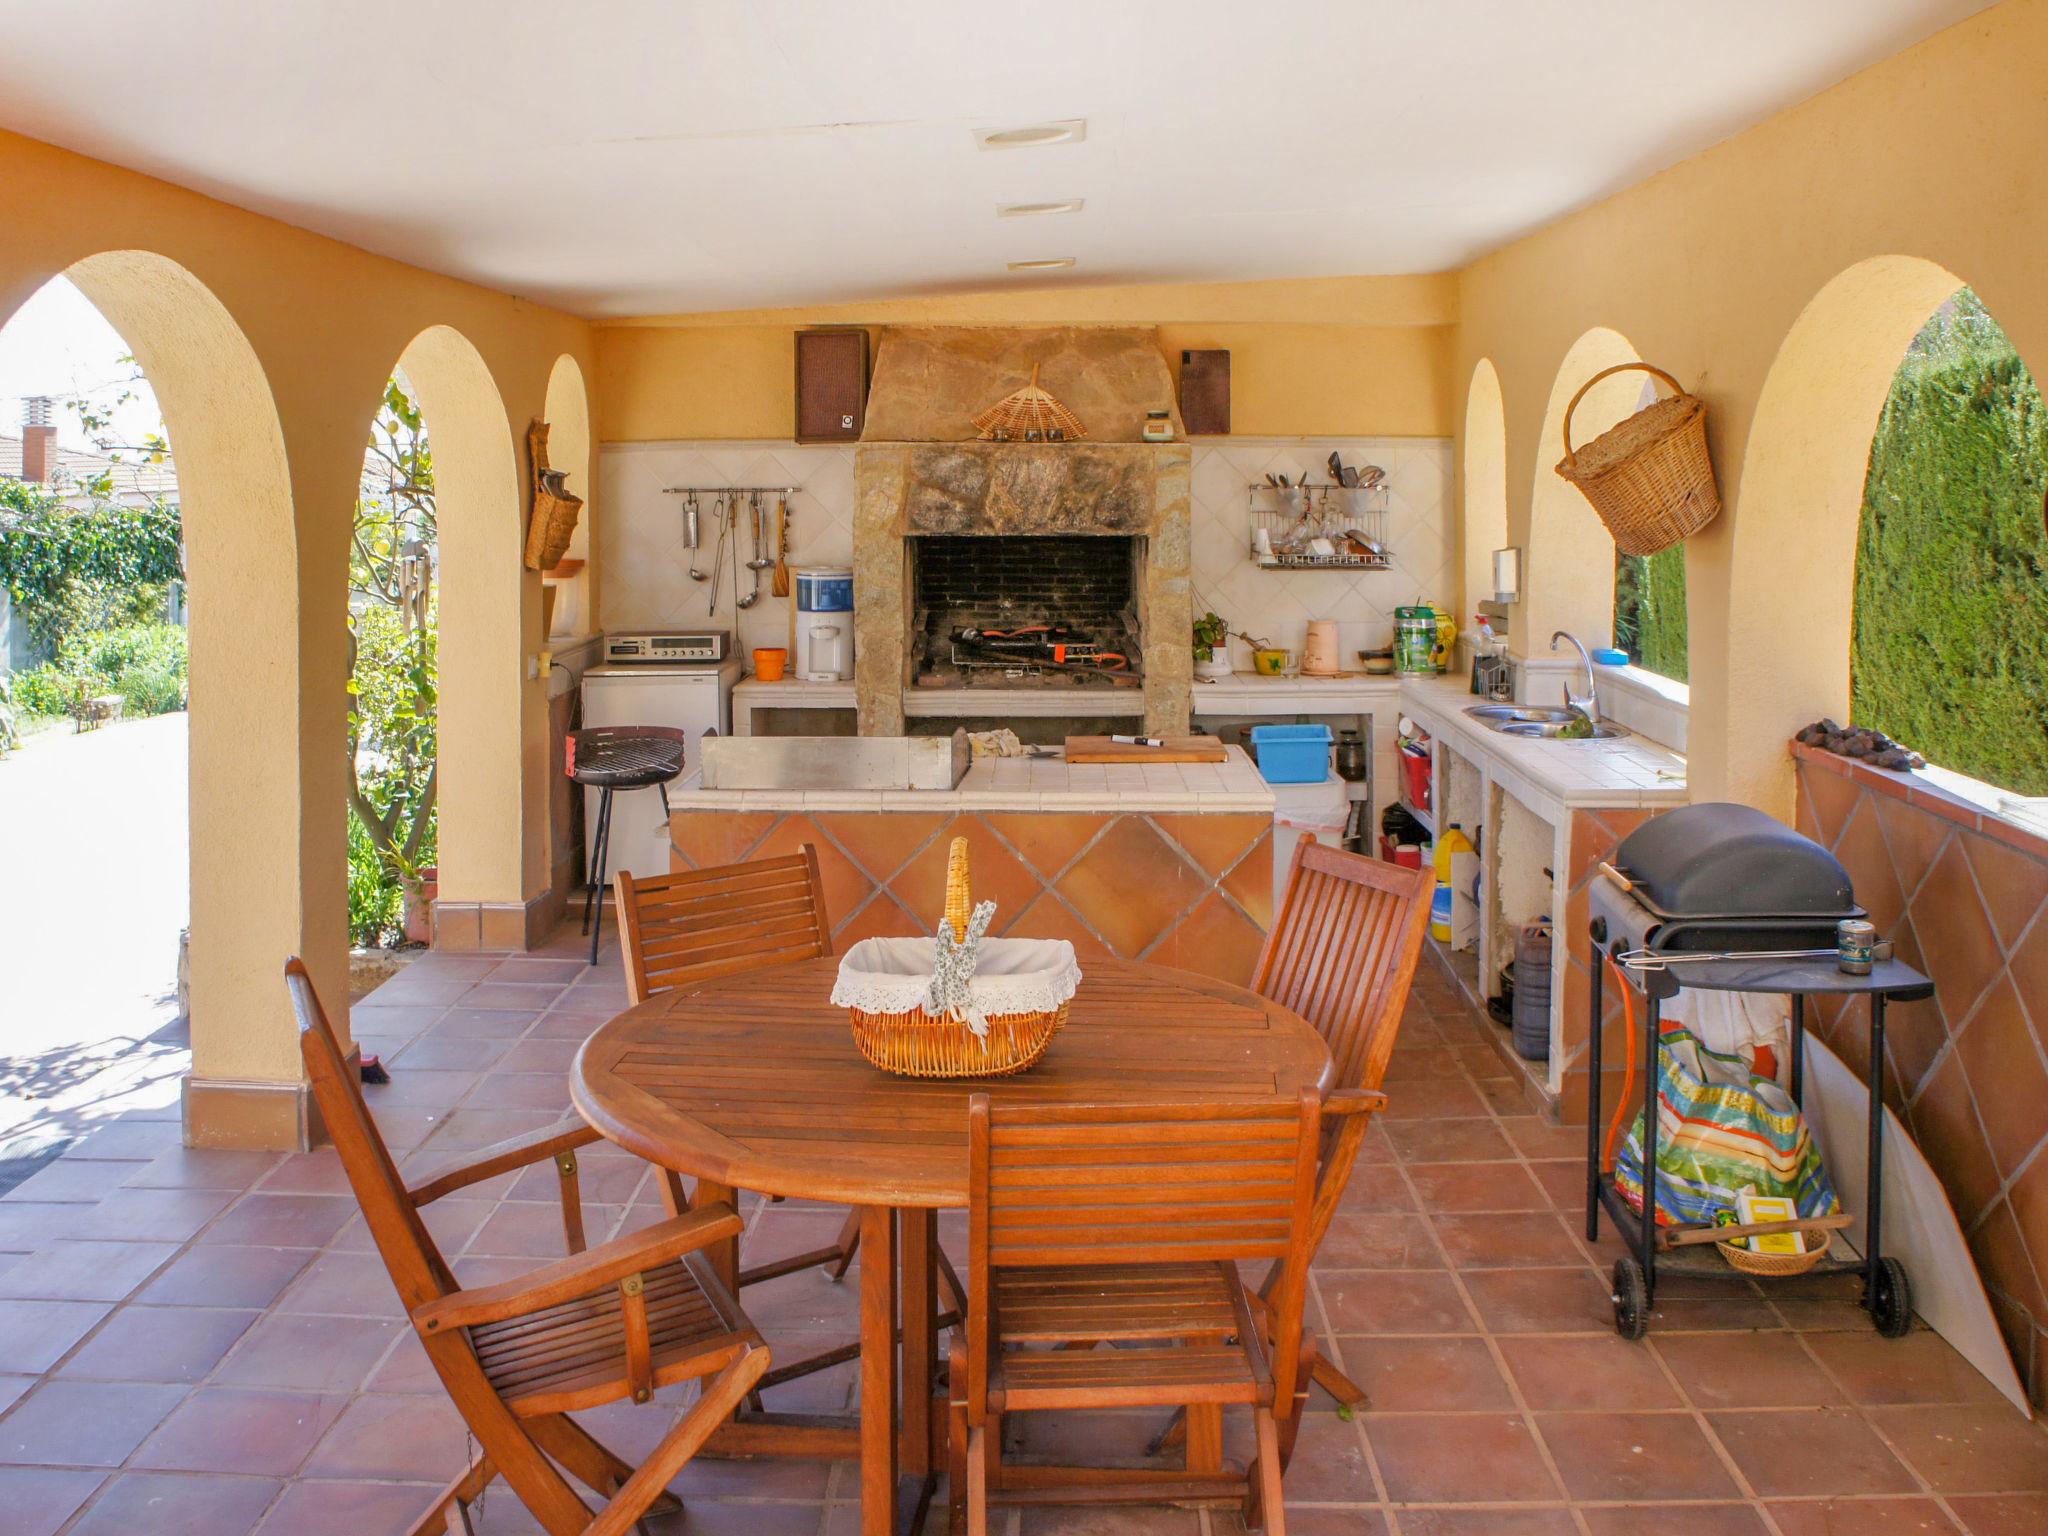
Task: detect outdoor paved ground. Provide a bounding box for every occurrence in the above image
[0,927,2042,1534]
[0,713,189,1188]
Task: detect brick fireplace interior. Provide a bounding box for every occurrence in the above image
[909,533,1147,693]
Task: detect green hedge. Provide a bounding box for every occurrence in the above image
[12,622,188,720]
[1852,292,2048,795]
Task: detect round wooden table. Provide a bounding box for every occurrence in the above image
[570,954,1331,1536]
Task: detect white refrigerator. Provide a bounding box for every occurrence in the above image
[578,657,741,882]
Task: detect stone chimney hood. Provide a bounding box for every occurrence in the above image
[860,326,1183,443]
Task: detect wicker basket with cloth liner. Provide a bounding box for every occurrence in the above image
[831,837,1078,1078]
[1554,362,1720,557]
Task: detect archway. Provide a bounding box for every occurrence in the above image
[1461,359,1507,617]
[391,326,533,941]
[35,253,312,1143]
[1703,255,1965,814]
[1523,327,1641,654]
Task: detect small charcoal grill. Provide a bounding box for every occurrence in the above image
[1588,802,1861,961]
[1581,802,1928,1343]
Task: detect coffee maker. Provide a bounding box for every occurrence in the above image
[796,567,854,682]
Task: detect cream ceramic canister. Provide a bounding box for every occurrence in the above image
[1302,620,1341,676]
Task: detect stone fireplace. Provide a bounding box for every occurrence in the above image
[852,326,1192,736]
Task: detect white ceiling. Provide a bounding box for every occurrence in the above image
[0,1,1992,318]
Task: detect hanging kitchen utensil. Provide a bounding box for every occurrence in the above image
[685,490,706,582]
[771,497,791,598]
[734,492,759,610]
[745,489,772,570]
[707,494,729,615]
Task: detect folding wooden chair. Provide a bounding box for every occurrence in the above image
[287,958,768,1536]
[948,1091,1342,1535]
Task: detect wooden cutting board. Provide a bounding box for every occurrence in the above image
[1063,734,1229,764]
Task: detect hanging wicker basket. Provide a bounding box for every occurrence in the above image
[1554,363,1720,557]
[832,837,1077,1078]
[523,419,584,571]
[972,364,1087,442]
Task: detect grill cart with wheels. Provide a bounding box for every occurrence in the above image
[1585,950,1929,1341]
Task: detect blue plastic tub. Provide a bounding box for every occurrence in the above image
[1247,724,1332,784]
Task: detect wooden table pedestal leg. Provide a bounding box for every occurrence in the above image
[859,1205,900,1536]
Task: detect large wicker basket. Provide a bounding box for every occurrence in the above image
[1554,362,1720,557]
[833,838,1077,1078]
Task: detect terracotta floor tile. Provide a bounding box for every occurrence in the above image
[0,1298,114,1372]
[1866,1405,2048,1494]
[1377,1079,1493,1120]
[57,1305,258,1383]
[1434,1212,1588,1268]
[1317,1211,1444,1269]
[1390,1513,1575,1536]
[210,1312,403,1392]
[391,1033,517,1070]
[136,1246,314,1309]
[63,1120,184,1160]
[0,1379,188,1466]
[1948,1492,2048,1534]
[123,1148,285,1191]
[0,1466,106,1536]
[1337,1164,1420,1213]
[1341,1335,1515,1412]
[1536,1410,1740,1501]
[1767,1497,1965,1535]
[0,1203,88,1248]
[1497,1335,1682,1411]
[253,1480,440,1536]
[253,1151,354,1196]
[1708,1408,1918,1497]
[67,1187,233,1243]
[1367,1413,1560,1503]
[1805,1330,2011,1407]
[201,1195,357,1249]
[1385,1118,1516,1163]
[0,1239,179,1303]
[3,1157,150,1204]
[1406,1162,1551,1213]
[1578,1506,1769,1536]
[1653,1332,1848,1409]
[1020,1507,1205,1534]
[64,1470,281,1536]
[133,1388,346,1476]
[301,1392,470,1482]
[1461,1268,1612,1334]
[1273,1408,1378,1502]
[1319,1270,1473,1334]
[273,1251,403,1317]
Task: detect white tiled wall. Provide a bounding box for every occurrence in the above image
[1189,437,1455,672]
[596,435,1454,672]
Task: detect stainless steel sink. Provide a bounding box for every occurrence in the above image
[1497,720,1630,740]
[1464,704,1629,741]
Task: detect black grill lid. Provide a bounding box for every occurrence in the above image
[1614,803,1854,918]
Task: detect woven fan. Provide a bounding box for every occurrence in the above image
[972,363,1087,441]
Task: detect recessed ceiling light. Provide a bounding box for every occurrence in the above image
[975,119,1086,151]
[1007,258,1077,272]
[998,199,1084,218]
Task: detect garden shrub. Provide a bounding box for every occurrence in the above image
[348,807,404,948]
[12,622,188,720]
[1853,290,2048,795]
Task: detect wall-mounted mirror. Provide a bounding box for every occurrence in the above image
[1492,546,1522,604]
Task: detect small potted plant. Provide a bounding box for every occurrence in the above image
[1193,610,1235,679]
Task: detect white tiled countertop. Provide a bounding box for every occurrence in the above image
[666,743,1278,814]
[1397,675,1688,819]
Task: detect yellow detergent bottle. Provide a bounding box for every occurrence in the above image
[1431,823,1475,943]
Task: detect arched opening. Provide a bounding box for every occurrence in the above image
[391,326,533,935]
[541,355,592,641]
[1523,327,1640,655]
[0,252,310,1145]
[1461,359,1507,617]
[1709,255,1966,814]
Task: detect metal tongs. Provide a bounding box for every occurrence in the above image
[1617,942,1894,973]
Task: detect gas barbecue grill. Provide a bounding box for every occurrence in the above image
[1583,803,1928,1340]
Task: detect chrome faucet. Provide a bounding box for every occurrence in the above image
[1551,630,1599,724]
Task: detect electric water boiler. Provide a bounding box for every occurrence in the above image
[796,566,855,682]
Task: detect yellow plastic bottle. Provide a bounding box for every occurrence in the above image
[1430,823,1475,943]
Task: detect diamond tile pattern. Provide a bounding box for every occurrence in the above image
[1,930,2045,1532]
[665,807,1272,985]
[1795,753,2048,1413]
[597,438,1453,665]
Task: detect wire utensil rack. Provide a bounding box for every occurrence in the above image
[1246,482,1392,570]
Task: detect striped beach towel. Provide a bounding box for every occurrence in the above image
[1614,1023,1839,1228]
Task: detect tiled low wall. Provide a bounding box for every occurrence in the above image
[669,808,1274,986]
[1794,742,2048,1409]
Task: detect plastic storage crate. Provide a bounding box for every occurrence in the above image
[1247,724,1332,784]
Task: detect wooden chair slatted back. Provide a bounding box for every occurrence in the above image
[616,846,832,1004]
[285,959,457,1311]
[967,1093,1322,1410]
[1252,838,1434,1095]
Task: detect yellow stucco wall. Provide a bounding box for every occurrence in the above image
[1452,0,2048,817]
[594,274,1458,441]
[0,128,593,1100]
